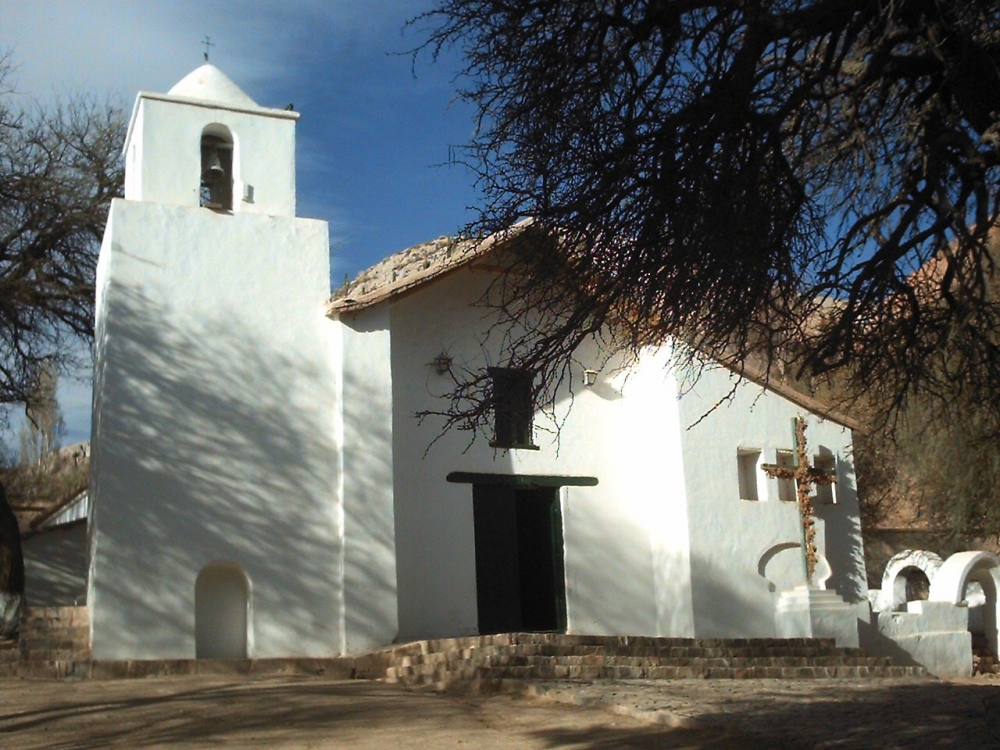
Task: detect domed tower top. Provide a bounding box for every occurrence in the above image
[167,64,260,109]
[122,63,299,217]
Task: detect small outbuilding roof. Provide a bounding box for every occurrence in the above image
[27,487,89,534]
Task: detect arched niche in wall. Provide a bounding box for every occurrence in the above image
[758,542,803,593]
[200,124,234,211]
[195,561,251,659]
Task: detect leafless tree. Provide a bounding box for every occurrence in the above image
[0,54,125,632]
[0,56,124,406]
[415,1,1000,445]
[18,358,64,468]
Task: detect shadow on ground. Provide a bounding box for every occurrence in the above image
[530,679,1000,749]
[1,677,998,749]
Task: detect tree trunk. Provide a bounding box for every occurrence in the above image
[0,481,25,638]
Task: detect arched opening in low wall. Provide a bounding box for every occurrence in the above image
[898,568,931,605]
[964,574,997,660]
[195,561,251,659]
[964,581,988,640]
[930,551,1000,659]
[881,550,943,612]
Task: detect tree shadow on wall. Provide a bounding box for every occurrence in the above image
[91,285,391,657]
[22,522,88,605]
[341,363,397,651]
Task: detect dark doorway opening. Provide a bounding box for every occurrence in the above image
[473,485,566,635]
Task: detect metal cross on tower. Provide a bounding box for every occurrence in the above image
[761,417,836,582]
[202,36,214,62]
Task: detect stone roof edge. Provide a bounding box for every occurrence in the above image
[327,220,533,315]
[327,221,858,430]
[139,91,299,120]
[730,359,861,432]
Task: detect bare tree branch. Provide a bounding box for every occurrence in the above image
[414,0,1000,447]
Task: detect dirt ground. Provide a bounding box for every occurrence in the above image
[1,675,998,749]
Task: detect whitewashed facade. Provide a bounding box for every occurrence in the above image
[333,257,867,646]
[89,65,870,661]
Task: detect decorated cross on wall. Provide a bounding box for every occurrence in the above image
[761,417,836,582]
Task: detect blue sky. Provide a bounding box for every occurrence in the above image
[0,0,478,444]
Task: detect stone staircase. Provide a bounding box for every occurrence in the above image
[352,632,925,690]
[5,605,91,678]
[0,624,926,684]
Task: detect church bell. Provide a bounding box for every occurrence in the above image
[201,146,225,183]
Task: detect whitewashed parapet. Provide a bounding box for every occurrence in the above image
[866,549,1000,678]
[876,600,972,678]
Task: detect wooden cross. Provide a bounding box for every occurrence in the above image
[761,417,836,582]
[202,36,215,62]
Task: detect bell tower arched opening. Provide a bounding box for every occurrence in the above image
[200,125,234,211]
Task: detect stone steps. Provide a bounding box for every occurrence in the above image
[0,630,926,683]
[383,644,870,661]
[353,633,925,689]
[392,653,900,671]
[360,634,855,661]
[389,661,923,684]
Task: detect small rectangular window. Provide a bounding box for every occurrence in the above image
[776,449,797,503]
[737,449,761,501]
[814,455,837,504]
[489,368,535,449]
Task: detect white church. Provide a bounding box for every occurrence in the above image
[88,64,874,662]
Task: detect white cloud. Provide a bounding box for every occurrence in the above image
[0,0,434,103]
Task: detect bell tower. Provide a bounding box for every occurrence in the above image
[89,65,344,661]
[122,63,297,216]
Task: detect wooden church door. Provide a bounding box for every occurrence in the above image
[472,485,567,635]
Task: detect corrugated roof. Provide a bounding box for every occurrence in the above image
[28,487,89,533]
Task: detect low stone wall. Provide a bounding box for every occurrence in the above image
[871,601,971,678]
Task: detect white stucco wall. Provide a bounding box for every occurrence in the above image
[614,348,696,637]
[375,267,694,642]
[676,368,866,638]
[125,95,297,217]
[23,523,89,606]
[90,199,340,659]
[337,307,399,652]
[874,601,972,678]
